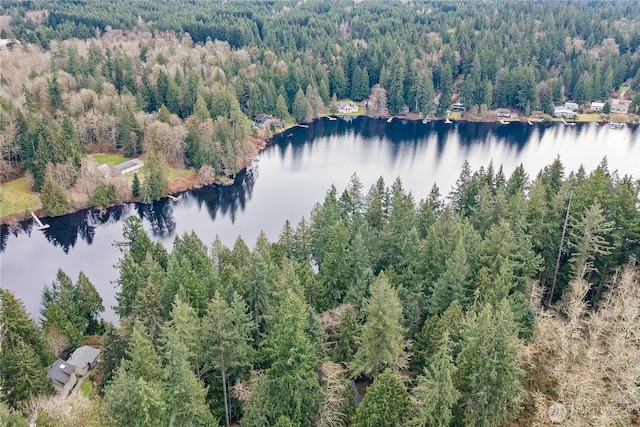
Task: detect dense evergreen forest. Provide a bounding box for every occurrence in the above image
[1,0,640,217]
[1,1,640,426]
[2,158,640,426]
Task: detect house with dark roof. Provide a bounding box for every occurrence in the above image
[67,346,101,376]
[46,359,77,395]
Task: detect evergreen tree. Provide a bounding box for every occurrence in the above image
[436,63,453,116]
[454,300,524,426]
[47,68,63,111]
[275,94,289,120]
[104,368,166,427]
[351,66,370,102]
[410,334,459,427]
[350,272,406,378]
[0,403,28,427]
[354,369,409,427]
[202,292,255,427]
[428,238,472,316]
[292,89,311,123]
[567,201,614,280]
[242,289,321,427]
[40,174,70,216]
[132,173,141,198]
[163,329,216,427]
[0,289,52,409]
[121,322,164,383]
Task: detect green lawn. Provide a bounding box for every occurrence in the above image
[167,167,195,180]
[91,153,129,165]
[79,378,92,397]
[0,177,41,217]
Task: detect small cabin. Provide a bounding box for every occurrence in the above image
[530,111,544,118]
[496,108,511,118]
[451,101,465,112]
[253,114,271,124]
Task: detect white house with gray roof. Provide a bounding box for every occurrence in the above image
[112,158,144,176]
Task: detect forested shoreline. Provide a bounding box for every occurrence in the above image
[1,0,640,221]
[1,1,640,426]
[2,157,640,426]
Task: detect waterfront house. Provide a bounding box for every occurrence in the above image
[610,99,631,114]
[554,106,577,118]
[46,360,77,395]
[253,114,271,124]
[530,111,544,118]
[496,108,511,118]
[591,101,605,112]
[564,102,579,111]
[112,159,144,176]
[67,346,101,377]
[451,101,465,112]
[338,102,358,114]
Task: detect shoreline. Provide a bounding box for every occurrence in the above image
[1,113,637,226]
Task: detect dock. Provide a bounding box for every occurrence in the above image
[295,124,309,128]
[325,116,337,121]
[30,211,50,230]
[387,117,393,123]
[166,194,179,201]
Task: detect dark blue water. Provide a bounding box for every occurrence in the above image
[1,117,638,321]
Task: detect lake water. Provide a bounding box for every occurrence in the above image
[1,117,639,321]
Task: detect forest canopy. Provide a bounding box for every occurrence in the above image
[1,1,640,425]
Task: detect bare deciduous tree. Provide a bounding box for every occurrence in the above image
[44,326,71,359]
[521,266,640,426]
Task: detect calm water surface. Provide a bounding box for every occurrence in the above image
[1,117,638,321]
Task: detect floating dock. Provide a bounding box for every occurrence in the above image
[30,211,50,230]
[166,194,179,201]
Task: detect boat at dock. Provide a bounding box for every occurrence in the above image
[387,117,393,123]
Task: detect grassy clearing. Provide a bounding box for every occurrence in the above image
[79,378,92,396]
[0,177,41,216]
[167,167,195,180]
[577,113,602,122]
[91,153,129,165]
